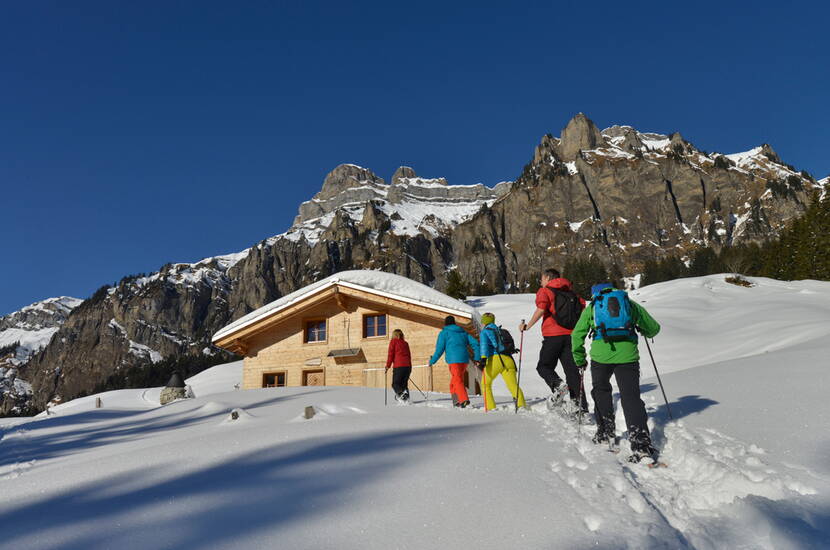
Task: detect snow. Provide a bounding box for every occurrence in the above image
[724,146,799,180]
[276,177,501,244]
[127,341,163,363]
[725,146,764,165]
[2,276,830,549]
[214,270,478,342]
[18,296,83,316]
[0,296,82,366]
[639,133,671,151]
[0,327,59,365]
[568,219,588,232]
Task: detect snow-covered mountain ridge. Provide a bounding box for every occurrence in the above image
[282,164,509,244]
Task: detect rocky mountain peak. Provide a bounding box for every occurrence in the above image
[759,144,781,164]
[318,164,385,201]
[0,296,82,333]
[391,166,417,185]
[669,132,696,154]
[557,113,605,160]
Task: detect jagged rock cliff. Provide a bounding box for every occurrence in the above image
[13,114,823,413]
[448,114,816,291]
[0,297,82,414]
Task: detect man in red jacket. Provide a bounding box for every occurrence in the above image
[519,268,587,412]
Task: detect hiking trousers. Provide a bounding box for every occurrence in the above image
[590,360,652,453]
[483,354,526,411]
[448,363,469,405]
[391,366,411,398]
[537,335,587,410]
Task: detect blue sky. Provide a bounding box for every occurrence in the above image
[2,1,828,315]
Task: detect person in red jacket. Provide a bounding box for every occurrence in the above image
[385,329,413,402]
[519,268,588,412]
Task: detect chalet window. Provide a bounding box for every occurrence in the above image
[363,313,387,338]
[305,320,326,343]
[263,372,286,388]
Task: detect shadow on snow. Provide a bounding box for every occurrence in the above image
[0,424,479,549]
[0,390,326,468]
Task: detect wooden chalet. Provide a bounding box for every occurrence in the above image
[212,271,481,395]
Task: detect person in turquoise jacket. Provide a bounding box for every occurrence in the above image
[571,283,661,462]
[479,312,526,411]
[429,316,479,408]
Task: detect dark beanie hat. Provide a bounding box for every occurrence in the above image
[444,315,456,326]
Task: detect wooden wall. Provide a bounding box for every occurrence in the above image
[241,292,480,395]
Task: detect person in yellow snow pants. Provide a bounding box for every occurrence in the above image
[478,312,526,411]
[482,353,526,411]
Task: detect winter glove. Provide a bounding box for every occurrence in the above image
[477,358,487,371]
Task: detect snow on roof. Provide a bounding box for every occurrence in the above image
[213,270,477,342]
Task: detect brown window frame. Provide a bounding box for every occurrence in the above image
[362,312,388,339]
[262,371,287,388]
[303,318,328,344]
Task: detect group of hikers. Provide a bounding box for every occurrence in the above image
[384,268,662,463]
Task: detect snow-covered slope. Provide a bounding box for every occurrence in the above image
[2,278,829,549]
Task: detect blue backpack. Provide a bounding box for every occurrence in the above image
[591,287,637,342]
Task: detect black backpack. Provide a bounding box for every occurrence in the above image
[548,288,583,330]
[491,325,518,355]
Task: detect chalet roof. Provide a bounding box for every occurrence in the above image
[212,270,477,343]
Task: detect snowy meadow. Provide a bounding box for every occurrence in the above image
[1,275,828,549]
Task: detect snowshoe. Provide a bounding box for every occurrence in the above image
[545,386,568,411]
[591,431,613,445]
[627,447,665,467]
[394,391,411,405]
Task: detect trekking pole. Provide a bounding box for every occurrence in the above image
[515,320,525,414]
[409,377,428,401]
[577,366,586,436]
[384,367,388,407]
[643,337,673,420]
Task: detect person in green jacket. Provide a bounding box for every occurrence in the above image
[571,283,661,462]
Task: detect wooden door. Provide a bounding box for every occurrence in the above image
[303,369,325,386]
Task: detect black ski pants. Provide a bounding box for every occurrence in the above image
[536,335,587,411]
[391,367,411,397]
[590,361,652,453]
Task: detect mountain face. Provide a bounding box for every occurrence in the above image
[0,297,82,414]
[14,114,824,414]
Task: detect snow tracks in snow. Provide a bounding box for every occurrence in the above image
[531,401,817,549]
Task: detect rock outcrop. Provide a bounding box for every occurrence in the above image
[0,297,82,414]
